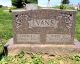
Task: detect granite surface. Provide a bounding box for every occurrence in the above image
[12,9,76,44]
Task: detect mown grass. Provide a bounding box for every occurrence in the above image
[0,8,12,42]
[0,7,12,55]
[75,10,80,41]
[0,51,80,64]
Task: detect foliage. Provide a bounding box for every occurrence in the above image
[69,54,80,61]
[12,0,23,8]
[59,4,65,9]
[15,51,25,58]
[0,52,44,64]
[0,8,12,40]
[61,0,70,9]
[53,4,75,10]
[61,0,70,4]
[0,42,4,55]
[8,6,17,11]
[0,5,2,8]
[75,10,80,41]
[0,52,80,64]
[0,8,12,55]
[25,0,37,3]
[11,0,37,8]
[30,53,44,64]
[48,60,58,64]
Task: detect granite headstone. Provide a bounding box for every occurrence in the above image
[12,9,76,45]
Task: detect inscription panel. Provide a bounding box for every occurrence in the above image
[17,34,40,43]
[46,34,72,42]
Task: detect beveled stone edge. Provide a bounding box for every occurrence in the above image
[12,9,76,13]
[5,38,80,48]
[5,38,80,56]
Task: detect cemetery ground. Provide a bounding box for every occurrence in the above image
[0,7,80,64]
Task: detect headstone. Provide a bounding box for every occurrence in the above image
[12,9,76,45]
[25,4,38,10]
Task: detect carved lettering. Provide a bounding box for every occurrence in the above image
[28,19,59,28]
[17,34,40,42]
[46,34,72,42]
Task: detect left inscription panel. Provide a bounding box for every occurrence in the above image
[17,34,40,43]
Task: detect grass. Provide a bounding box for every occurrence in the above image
[53,4,75,10]
[75,10,80,41]
[0,8,12,42]
[0,51,80,64]
[0,7,12,55]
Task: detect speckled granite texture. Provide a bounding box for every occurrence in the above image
[12,9,76,44]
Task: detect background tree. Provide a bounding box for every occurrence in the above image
[60,0,70,9]
[61,0,70,4]
[12,0,23,8]
[26,0,37,3]
[12,0,37,8]
[0,5,2,8]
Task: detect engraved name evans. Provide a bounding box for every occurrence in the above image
[28,19,59,28]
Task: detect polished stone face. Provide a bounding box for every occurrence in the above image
[12,9,76,44]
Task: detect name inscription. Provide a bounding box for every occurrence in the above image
[17,34,40,43]
[28,19,59,28]
[46,34,72,42]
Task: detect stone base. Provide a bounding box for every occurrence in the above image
[5,38,80,56]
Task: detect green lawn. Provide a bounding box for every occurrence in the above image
[0,8,12,55]
[75,11,80,41]
[0,8,12,43]
[0,51,80,64]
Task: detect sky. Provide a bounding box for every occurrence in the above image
[0,0,12,7]
[38,0,80,7]
[0,0,80,7]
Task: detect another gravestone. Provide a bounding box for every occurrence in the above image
[12,9,76,44]
[25,4,38,10]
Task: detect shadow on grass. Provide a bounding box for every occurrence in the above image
[0,46,8,60]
